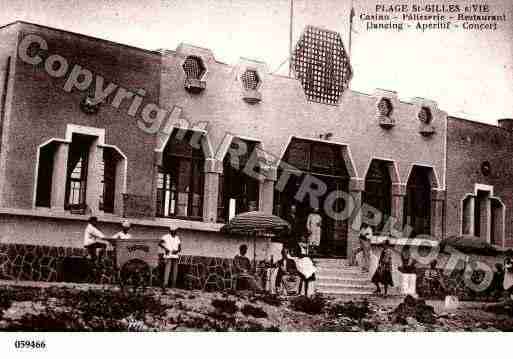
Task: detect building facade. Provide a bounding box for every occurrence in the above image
[0,21,509,263]
[446,117,513,248]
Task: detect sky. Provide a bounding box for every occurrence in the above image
[0,0,512,124]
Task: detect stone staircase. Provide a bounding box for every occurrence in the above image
[314,258,375,296]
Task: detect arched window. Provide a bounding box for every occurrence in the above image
[218,138,260,222]
[65,134,94,212]
[35,142,57,207]
[156,130,204,219]
[403,166,432,236]
[99,147,122,214]
[363,160,392,233]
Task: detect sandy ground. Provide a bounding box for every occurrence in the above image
[0,280,511,332]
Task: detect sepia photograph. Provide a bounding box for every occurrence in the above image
[0,0,512,351]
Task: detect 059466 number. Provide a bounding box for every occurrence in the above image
[14,340,46,350]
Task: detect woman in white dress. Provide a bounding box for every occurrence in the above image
[306,207,322,252]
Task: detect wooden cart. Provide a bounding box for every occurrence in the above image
[111,238,161,287]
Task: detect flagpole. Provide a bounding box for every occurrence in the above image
[349,0,354,57]
[289,0,294,77]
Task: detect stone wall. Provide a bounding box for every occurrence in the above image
[0,242,270,291]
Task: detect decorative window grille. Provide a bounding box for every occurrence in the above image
[418,107,432,124]
[183,56,205,80]
[377,98,393,117]
[293,26,352,105]
[241,70,260,90]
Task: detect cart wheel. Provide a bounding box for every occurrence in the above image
[120,259,151,288]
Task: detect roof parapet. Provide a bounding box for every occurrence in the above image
[235,57,269,74]
[175,43,216,63]
[409,97,439,110]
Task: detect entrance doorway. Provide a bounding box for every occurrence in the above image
[404,165,433,237]
[274,139,350,257]
[363,160,392,233]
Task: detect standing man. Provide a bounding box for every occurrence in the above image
[275,247,297,294]
[83,216,111,260]
[286,204,300,255]
[159,225,181,291]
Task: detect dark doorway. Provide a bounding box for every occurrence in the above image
[363,160,392,233]
[403,166,432,237]
[274,139,350,257]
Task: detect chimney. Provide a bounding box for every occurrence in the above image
[498,119,513,131]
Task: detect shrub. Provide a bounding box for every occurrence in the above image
[290,294,326,315]
[6,308,100,331]
[328,299,372,321]
[235,321,279,332]
[65,289,167,322]
[391,295,436,324]
[211,299,238,315]
[250,292,282,307]
[241,304,268,318]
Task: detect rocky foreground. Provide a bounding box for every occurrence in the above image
[0,284,512,331]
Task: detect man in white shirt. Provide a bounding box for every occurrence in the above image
[159,224,181,291]
[113,220,132,240]
[351,223,373,272]
[83,216,111,260]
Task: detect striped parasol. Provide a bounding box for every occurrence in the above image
[221,211,291,268]
[221,211,291,237]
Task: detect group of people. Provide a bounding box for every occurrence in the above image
[489,254,513,299]
[229,204,321,296]
[353,222,513,299]
[83,216,181,291]
[232,242,317,296]
[83,210,513,299]
[84,215,316,296]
